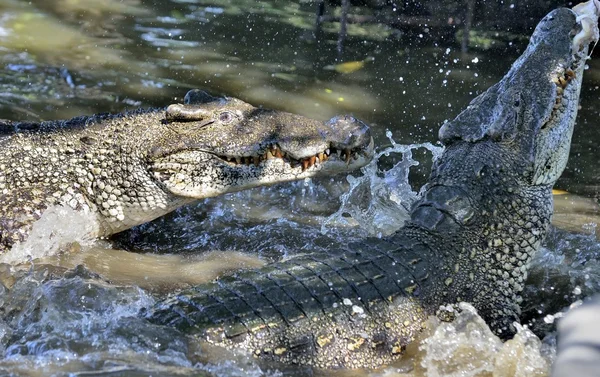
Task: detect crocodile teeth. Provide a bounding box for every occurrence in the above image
[342,149,352,164]
[219,143,364,170]
[558,76,567,87]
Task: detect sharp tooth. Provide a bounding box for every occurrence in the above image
[235,157,242,164]
[253,156,260,166]
[302,159,309,171]
[275,149,283,158]
[566,68,575,78]
[558,76,567,87]
[345,149,351,164]
[551,77,560,85]
[318,152,324,161]
[325,148,330,155]
[322,153,328,161]
[336,150,342,157]
[309,156,316,166]
[266,150,274,159]
[556,86,564,95]
[315,156,320,164]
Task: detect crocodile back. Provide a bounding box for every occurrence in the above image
[148,235,435,368]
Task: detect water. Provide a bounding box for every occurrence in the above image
[1,0,600,376]
[322,131,443,238]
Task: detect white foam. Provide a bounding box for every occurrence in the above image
[1,206,100,265]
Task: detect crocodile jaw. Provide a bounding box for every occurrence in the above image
[533,0,600,185]
[150,137,374,198]
[150,113,374,199]
[439,4,598,187]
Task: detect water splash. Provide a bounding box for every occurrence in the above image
[0,265,196,375]
[417,303,550,377]
[321,131,443,237]
[1,206,100,265]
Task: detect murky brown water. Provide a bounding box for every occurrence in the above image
[1,0,600,376]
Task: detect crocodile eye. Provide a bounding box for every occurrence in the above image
[219,111,234,123]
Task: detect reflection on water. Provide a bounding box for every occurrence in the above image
[1,0,600,376]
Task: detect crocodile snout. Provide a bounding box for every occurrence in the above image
[326,115,372,151]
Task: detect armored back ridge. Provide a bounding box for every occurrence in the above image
[147,2,599,369]
[0,91,373,254]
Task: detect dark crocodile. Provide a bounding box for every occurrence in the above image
[147,4,599,369]
[0,91,373,254]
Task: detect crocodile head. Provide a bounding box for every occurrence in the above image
[439,4,598,187]
[147,90,373,198]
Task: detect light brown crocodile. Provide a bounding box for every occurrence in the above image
[0,90,373,254]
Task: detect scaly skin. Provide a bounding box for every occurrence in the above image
[0,90,373,253]
[147,5,598,369]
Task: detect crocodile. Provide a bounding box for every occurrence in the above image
[147,3,599,369]
[0,90,373,254]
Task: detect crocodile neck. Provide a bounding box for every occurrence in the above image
[402,140,552,333]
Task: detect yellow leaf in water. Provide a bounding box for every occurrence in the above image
[324,56,374,74]
[324,60,365,74]
[335,60,365,74]
[325,88,333,93]
[552,189,569,195]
